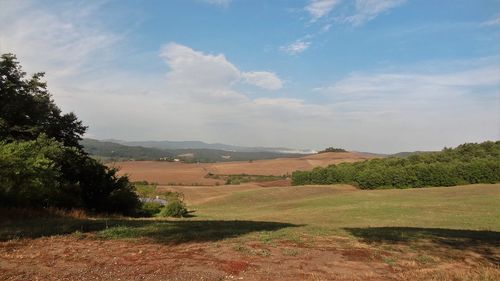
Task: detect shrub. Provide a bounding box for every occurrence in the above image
[159,200,188,218]
[140,202,163,217]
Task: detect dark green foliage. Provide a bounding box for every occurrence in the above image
[0,54,86,148]
[0,54,139,215]
[140,202,163,217]
[159,200,188,218]
[0,135,75,208]
[292,141,500,189]
[319,147,347,153]
[206,173,285,185]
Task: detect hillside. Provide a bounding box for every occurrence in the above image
[81,138,311,163]
[114,151,375,185]
[105,139,315,154]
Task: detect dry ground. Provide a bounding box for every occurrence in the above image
[113,152,373,185]
[1,184,498,281]
[3,234,497,281]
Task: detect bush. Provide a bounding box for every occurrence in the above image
[0,135,141,214]
[140,202,163,217]
[159,200,188,218]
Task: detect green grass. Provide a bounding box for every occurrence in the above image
[1,184,499,248]
[193,184,500,233]
[0,217,298,243]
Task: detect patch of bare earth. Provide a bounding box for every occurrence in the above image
[1,235,498,281]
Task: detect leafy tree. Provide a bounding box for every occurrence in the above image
[0,53,140,214]
[0,54,86,148]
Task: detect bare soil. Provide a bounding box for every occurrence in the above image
[1,235,497,281]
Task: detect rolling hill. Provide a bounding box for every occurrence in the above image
[81,138,312,163]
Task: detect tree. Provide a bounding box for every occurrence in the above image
[0,54,86,148]
[0,53,140,214]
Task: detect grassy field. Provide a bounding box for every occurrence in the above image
[193,184,500,232]
[1,183,499,280]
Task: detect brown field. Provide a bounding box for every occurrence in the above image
[113,152,374,185]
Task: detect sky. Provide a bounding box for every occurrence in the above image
[1,0,499,153]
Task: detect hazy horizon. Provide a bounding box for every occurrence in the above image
[1,0,499,154]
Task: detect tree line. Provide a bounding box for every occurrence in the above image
[292,141,500,189]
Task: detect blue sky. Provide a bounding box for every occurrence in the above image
[1,0,499,153]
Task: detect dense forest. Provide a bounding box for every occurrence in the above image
[292,141,500,189]
[0,54,140,215]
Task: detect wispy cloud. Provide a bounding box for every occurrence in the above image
[201,0,232,7]
[305,0,341,21]
[291,0,406,56]
[341,0,406,26]
[0,1,120,80]
[480,15,500,27]
[304,0,405,26]
[280,39,311,55]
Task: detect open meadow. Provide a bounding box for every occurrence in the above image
[1,183,499,280]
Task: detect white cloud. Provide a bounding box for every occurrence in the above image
[342,0,406,26]
[242,71,283,90]
[480,15,500,27]
[280,40,311,55]
[306,0,342,21]
[160,43,240,93]
[160,43,283,95]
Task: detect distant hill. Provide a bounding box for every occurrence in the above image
[105,139,315,154]
[81,138,312,162]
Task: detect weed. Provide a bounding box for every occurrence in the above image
[282,248,299,256]
[383,257,397,266]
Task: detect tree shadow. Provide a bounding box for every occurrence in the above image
[344,227,500,264]
[0,218,302,245]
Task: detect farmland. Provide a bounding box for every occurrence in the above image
[114,151,375,185]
